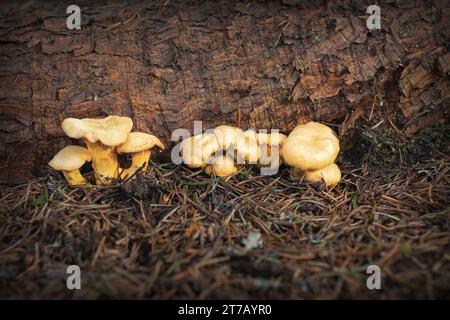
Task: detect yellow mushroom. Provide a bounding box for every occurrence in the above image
[282,122,340,171]
[257,132,287,168]
[256,132,287,146]
[117,132,165,179]
[48,146,91,185]
[235,129,260,164]
[213,125,244,149]
[304,163,341,186]
[204,155,237,177]
[180,133,220,168]
[62,115,133,185]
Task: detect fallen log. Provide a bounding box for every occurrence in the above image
[0,0,449,183]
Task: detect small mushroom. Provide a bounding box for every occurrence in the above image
[235,129,260,164]
[62,115,133,185]
[117,132,165,179]
[213,125,244,149]
[204,155,237,177]
[180,133,220,168]
[48,146,91,185]
[282,122,340,171]
[256,132,287,168]
[304,163,341,186]
[256,132,287,146]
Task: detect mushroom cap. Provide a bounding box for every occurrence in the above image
[305,163,341,186]
[243,129,257,140]
[201,133,221,162]
[256,132,287,146]
[235,132,260,163]
[117,132,165,154]
[282,122,340,171]
[62,115,133,147]
[180,133,220,168]
[213,125,244,149]
[180,134,203,168]
[48,146,91,171]
[208,155,237,176]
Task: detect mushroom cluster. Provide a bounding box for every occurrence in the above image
[179,125,286,177]
[179,122,341,186]
[49,118,341,187]
[282,122,341,186]
[48,116,164,185]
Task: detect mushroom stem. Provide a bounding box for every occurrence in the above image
[63,170,88,186]
[84,139,118,185]
[204,165,213,176]
[259,144,283,169]
[120,150,151,179]
[259,144,273,165]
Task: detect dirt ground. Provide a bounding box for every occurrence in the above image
[0,124,449,299]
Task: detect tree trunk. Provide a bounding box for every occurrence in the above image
[0,0,449,184]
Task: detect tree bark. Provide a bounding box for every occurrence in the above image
[0,0,449,183]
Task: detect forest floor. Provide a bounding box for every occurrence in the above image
[0,124,449,299]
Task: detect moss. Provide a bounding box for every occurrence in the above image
[31,186,49,208]
[342,123,449,169]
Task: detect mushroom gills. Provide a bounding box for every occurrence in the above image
[62,170,88,186]
[84,139,119,184]
[48,145,91,186]
[119,149,151,179]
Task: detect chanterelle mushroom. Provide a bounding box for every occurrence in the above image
[257,132,287,168]
[235,130,260,164]
[180,133,220,168]
[48,146,91,185]
[304,163,341,186]
[117,132,165,179]
[62,115,133,185]
[213,125,244,149]
[256,132,287,146]
[204,155,237,177]
[282,122,340,171]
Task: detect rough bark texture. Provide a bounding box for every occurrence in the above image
[0,0,449,183]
